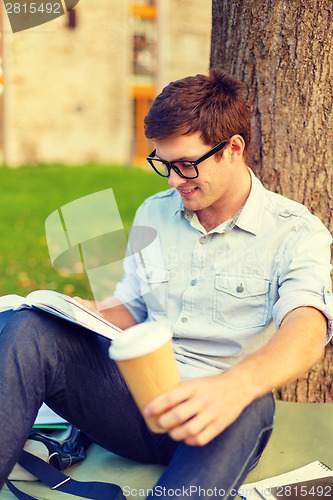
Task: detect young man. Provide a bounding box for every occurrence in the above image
[0,70,332,498]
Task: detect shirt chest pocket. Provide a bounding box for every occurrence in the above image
[136,264,170,314]
[213,274,270,329]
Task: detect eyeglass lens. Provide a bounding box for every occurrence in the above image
[150,159,198,179]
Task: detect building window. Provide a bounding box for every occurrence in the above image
[130,2,157,164]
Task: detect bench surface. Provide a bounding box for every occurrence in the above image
[2,400,333,499]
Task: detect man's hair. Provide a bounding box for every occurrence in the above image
[144,69,251,158]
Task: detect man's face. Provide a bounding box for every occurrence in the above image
[154,132,248,224]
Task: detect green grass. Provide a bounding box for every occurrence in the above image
[0,163,166,299]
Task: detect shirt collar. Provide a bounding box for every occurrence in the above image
[172,169,266,236]
[235,169,265,235]
[172,192,186,216]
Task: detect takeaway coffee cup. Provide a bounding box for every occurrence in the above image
[109,322,181,433]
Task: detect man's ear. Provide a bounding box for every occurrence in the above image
[229,135,245,160]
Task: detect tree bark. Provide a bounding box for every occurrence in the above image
[210,0,333,402]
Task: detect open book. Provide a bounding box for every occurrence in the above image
[239,461,333,499]
[0,290,122,340]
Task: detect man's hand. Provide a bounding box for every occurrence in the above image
[74,296,138,330]
[144,307,327,447]
[143,369,251,446]
[73,297,102,316]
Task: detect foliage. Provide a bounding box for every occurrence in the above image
[0,164,165,299]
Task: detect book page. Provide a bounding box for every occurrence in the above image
[26,289,123,340]
[35,403,68,426]
[0,294,24,312]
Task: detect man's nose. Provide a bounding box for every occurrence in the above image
[167,168,185,188]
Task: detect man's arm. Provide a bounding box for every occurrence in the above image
[143,306,327,446]
[100,299,138,329]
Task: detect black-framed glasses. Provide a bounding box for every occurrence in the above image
[146,141,229,179]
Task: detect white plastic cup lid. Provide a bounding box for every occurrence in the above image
[109,322,172,360]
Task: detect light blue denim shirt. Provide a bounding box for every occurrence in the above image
[114,170,333,380]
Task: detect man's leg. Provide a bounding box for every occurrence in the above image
[0,309,169,487]
[0,308,274,496]
[150,392,275,499]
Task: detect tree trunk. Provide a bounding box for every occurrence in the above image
[210,0,333,402]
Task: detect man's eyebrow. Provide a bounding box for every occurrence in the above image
[155,153,197,162]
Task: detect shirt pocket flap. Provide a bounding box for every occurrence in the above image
[215,275,270,298]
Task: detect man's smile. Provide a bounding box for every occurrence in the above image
[178,187,198,197]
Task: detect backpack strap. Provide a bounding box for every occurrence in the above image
[6,450,125,500]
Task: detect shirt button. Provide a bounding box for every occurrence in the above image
[280,209,292,218]
[190,279,197,286]
[199,236,207,244]
[181,317,188,323]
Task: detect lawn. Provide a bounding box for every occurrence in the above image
[0,163,166,299]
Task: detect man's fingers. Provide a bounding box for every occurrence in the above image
[183,421,221,446]
[167,409,212,441]
[73,297,100,314]
[144,384,194,418]
[74,296,93,308]
[144,374,247,446]
[157,397,201,430]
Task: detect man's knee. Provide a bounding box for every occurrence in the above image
[0,309,60,364]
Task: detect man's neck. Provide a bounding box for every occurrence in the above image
[197,210,238,233]
[197,169,252,232]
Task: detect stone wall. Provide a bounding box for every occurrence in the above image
[158,0,211,88]
[1,0,212,166]
[3,0,131,166]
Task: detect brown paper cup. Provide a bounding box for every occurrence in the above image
[109,322,181,433]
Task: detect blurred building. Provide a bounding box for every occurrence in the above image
[0,0,211,167]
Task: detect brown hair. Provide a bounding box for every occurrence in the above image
[144,69,251,158]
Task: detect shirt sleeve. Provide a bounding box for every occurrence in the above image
[272,217,333,343]
[111,204,149,324]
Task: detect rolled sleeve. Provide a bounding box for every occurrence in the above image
[272,220,333,343]
[273,286,333,343]
[113,253,148,324]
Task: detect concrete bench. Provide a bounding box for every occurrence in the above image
[2,400,333,499]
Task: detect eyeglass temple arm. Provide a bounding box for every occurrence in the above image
[195,141,228,164]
